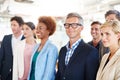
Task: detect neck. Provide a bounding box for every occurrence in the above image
[109,46,119,59]
[69,36,80,48]
[93,37,101,43]
[38,37,48,51]
[14,32,22,38]
[92,38,101,47]
[26,37,36,45]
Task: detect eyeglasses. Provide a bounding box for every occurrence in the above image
[64,23,82,29]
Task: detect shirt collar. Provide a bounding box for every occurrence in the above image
[12,33,23,40]
[66,38,81,50]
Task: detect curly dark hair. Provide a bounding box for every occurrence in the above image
[38,16,56,36]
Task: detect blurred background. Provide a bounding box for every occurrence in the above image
[0,0,120,50]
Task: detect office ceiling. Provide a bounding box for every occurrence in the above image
[0,0,120,17]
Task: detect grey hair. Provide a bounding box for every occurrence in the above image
[66,12,84,26]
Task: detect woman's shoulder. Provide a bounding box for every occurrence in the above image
[45,40,57,48]
[48,42,57,50]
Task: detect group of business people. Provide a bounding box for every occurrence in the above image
[0,16,58,80]
[88,10,120,80]
[0,9,120,80]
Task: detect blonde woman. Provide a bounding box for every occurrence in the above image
[96,20,120,80]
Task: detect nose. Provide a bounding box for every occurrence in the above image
[91,29,96,33]
[69,25,73,29]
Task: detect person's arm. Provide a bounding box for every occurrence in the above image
[55,62,60,80]
[0,37,6,72]
[85,49,99,80]
[0,36,6,77]
[115,63,120,80]
[43,46,58,80]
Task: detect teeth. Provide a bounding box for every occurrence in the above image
[36,34,40,35]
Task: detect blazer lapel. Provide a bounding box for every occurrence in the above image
[100,49,120,78]
[36,40,50,58]
[21,35,25,40]
[68,40,84,65]
[97,53,110,79]
[8,35,13,55]
[62,47,67,67]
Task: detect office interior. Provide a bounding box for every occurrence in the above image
[0,0,120,49]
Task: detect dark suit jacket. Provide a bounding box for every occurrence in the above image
[0,34,24,80]
[55,39,99,80]
[88,40,109,62]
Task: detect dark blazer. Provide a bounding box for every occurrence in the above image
[55,39,99,80]
[0,34,24,80]
[88,40,109,62]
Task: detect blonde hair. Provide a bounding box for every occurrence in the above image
[101,20,120,45]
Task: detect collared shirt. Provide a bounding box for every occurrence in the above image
[65,38,81,65]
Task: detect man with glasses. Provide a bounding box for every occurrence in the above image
[55,12,99,80]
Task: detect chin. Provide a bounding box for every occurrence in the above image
[103,44,109,47]
[36,36,42,39]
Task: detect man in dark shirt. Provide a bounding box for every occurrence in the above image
[88,21,109,62]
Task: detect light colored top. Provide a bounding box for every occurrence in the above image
[18,43,35,80]
[12,34,23,55]
[12,39,36,80]
[28,39,58,80]
[96,48,120,80]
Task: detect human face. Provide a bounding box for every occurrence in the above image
[11,20,22,35]
[22,24,34,38]
[101,26,119,48]
[91,24,101,40]
[36,22,50,39]
[106,14,118,21]
[65,17,83,39]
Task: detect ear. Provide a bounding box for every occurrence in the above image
[80,26,84,30]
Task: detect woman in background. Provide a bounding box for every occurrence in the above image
[28,16,58,80]
[13,22,36,80]
[96,20,120,80]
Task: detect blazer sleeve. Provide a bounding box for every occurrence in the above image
[85,49,99,80]
[115,60,120,80]
[55,55,60,80]
[43,46,58,80]
[0,36,6,74]
[55,47,65,80]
